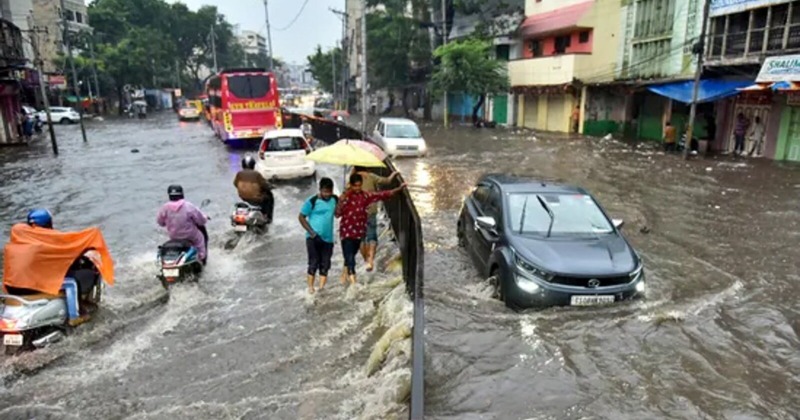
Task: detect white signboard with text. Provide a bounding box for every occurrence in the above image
[710,0,791,17]
[756,54,800,83]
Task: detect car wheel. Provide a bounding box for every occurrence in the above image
[457,222,466,248]
[488,271,502,300]
[60,118,70,125]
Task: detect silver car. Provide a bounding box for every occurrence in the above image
[372,118,428,157]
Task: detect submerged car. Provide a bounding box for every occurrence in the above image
[372,117,427,157]
[457,174,645,310]
[177,104,201,121]
[256,128,315,180]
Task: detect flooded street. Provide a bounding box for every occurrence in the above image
[0,114,411,419]
[392,124,800,419]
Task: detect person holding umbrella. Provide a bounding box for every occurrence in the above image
[336,173,406,285]
[350,166,400,271]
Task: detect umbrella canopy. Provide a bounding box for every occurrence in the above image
[340,139,386,161]
[305,140,386,168]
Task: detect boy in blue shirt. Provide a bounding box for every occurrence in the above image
[298,177,337,293]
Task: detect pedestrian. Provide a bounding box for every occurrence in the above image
[733,112,749,156]
[663,121,676,152]
[350,166,400,271]
[298,177,337,294]
[748,116,765,157]
[572,105,580,134]
[336,173,406,285]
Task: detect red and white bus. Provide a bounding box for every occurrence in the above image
[205,68,282,147]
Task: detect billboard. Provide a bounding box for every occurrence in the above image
[710,0,791,17]
[756,54,800,82]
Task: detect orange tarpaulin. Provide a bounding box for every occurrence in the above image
[2,224,115,295]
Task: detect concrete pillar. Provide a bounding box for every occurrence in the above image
[579,85,588,134]
[518,94,525,128]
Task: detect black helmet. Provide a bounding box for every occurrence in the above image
[241,155,256,170]
[167,184,184,201]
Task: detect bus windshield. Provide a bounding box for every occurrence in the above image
[227,75,271,99]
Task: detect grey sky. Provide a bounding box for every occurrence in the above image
[173,0,345,65]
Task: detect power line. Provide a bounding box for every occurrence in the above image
[273,0,311,31]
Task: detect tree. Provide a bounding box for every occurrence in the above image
[430,39,509,123]
[306,46,342,94]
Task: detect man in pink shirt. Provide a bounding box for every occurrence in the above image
[157,185,209,264]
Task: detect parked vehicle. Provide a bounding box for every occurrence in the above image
[256,128,315,180]
[457,174,646,310]
[36,107,80,125]
[372,117,428,157]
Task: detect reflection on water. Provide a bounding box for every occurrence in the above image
[395,125,800,420]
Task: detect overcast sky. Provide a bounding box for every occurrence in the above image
[172,0,345,65]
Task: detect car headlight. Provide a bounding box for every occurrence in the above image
[635,280,646,293]
[514,252,553,282]
[515,276,540,293]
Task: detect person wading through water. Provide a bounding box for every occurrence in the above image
[350,166,400,271]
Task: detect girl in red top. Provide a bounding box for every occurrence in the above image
[336,173,406,285]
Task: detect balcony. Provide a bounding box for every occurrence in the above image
[0,19,25,68]
[509,53,600,86]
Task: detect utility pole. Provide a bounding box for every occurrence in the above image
[685,0,711,159]
[26,18,58,155]
[209,25,218,73]
[442,0,449,128]
[332,50,337,109]
[60,0,87,142]
[263,0,274,71]
[331,8,349,110]
[360,0,368,132]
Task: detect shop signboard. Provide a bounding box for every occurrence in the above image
[711,0,791,17]
[756,54,800,83]
[47,74,67,90]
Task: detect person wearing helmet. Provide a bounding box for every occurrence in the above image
[156,185,209,264]
[233,155,274,223]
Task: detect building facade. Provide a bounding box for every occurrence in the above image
[0,17,26,144]
[238,30,267,59]
[31,0,89,74]
[510,0,623,133]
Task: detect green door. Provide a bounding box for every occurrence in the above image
[493,94,508,124]
[786,107,800,162]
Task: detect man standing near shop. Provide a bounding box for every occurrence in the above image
[733,113,750,156]
[748,116,766,157]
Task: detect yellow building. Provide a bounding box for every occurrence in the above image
[510,0,623,133]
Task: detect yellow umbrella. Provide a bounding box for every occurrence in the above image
[305,140,386,168]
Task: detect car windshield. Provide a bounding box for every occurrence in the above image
[263,137,304,152]
[385,123,421,138]
[506,193,614,236]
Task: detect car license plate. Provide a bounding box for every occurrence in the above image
[3,334,23,346]
[162,268,180,277]
[570,295,615,306]
[234,225,248,232]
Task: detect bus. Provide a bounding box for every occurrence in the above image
[205,68,282,147]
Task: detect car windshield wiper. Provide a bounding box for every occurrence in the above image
[518,196,529,234]
[536,195,555,238]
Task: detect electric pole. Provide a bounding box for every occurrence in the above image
[60,0,87,142]
[685,0,711,159]
[360,0,368,132]
[88,35,101,113]
[26,18,58,155]
[209,25,218,73]
[442,0,448,129]
[264,0,274,71]
[331,8,349,110]
[332,50,337,109]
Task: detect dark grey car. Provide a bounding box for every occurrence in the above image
[457,174,646,310]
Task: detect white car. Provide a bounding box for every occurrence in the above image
[372,117,428,157]
[256,128,316,180]
[37,107,81,125]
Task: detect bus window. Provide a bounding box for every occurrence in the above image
[228,75,271,99]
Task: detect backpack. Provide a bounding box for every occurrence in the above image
[309,195,337,211]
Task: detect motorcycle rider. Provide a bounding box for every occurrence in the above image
[156,185,209,264]
[233,155,274,224]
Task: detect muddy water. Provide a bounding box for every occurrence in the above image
[392,124,800,419]
[0,114,411,419]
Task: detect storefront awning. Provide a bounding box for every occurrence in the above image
[646,79,753,104]
[519,1,592,38]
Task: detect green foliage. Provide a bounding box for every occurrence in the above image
[306,46,343,94]
[430,38,509,96]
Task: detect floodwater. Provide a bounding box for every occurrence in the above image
[0,114,412,420]
[391,124,800,420]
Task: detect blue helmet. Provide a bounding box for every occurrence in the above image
[27,208,53,228]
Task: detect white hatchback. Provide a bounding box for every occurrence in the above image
[372,118,428,157]
[36,107,81,124]
[256,129,316,180]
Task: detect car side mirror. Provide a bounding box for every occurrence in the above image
[612,219,624,230]
[476,216,498,235]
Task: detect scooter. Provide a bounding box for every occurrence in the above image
[156,239,204,289]
[0,253,104,355]
[230,202,268,235]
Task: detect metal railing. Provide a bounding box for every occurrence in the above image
[287,111,425,419]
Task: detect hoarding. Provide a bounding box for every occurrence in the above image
[710,0,791,17]
[756,54,800,83]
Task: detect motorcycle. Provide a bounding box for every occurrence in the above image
[0,252,104,355]
[230,202,268,235]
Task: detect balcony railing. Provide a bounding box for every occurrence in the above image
[0,19,25,67]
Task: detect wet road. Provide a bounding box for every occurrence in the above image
[391,124,800,419]
[0,114,411,419]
